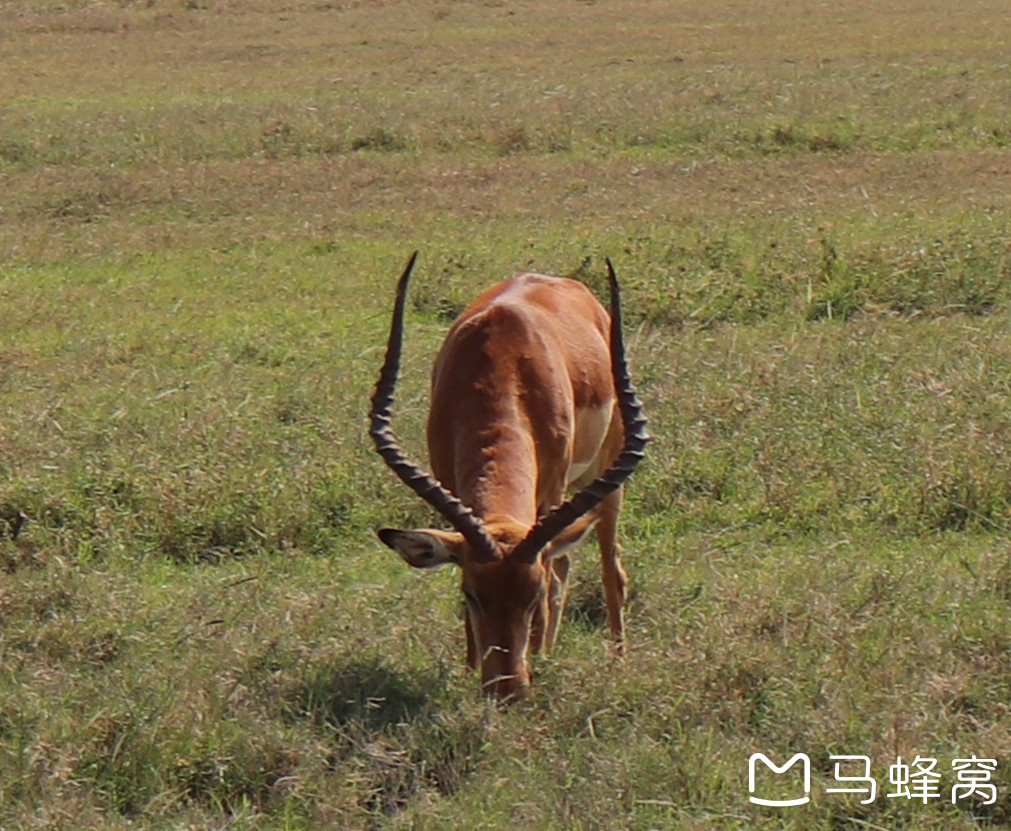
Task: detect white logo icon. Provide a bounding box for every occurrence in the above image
[748,753,811,807]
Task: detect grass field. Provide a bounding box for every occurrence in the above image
[3,0,1011,828]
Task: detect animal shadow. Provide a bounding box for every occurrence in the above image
[291,654,437,731]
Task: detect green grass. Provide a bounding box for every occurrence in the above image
[3,0,1011,828]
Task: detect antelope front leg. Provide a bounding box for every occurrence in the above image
[597,489,627,653]
[543,553,571,654]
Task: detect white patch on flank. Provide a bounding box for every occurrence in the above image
[567,402,614,485]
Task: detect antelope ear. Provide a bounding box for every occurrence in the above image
[377,528,466,568]
[540,513,599,561]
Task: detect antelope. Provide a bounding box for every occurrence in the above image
[369,253,648,701]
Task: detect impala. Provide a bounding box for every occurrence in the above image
[369,252,648,701]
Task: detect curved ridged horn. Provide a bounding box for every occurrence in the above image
[369,252,500,563]
[514,258,649,563]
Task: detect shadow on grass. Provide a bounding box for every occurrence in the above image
[564,576,641,633]
[291,654,437,730]
[287,654,485,817]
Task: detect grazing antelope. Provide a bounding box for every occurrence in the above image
[370,253,648,701]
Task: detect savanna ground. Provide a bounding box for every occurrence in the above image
[2,0,1011,828]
